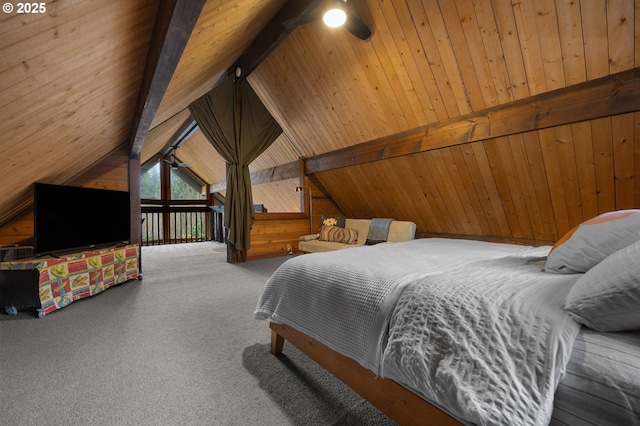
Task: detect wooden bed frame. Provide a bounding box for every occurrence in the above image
[269,322,463,425]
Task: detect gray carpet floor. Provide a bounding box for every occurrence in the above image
[0,242,396,425]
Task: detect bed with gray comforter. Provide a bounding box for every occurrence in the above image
[254,238,640,426]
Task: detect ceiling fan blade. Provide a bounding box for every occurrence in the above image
[345,14,372,40]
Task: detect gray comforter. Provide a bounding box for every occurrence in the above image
[381,256,580,425]
[254,239,581,425]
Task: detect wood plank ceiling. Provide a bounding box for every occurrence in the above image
[0,0,287,224]
[2,0,639,246]
[247,0,640,242]
[0,0,159,223]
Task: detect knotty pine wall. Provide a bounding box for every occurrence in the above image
[306,175,344,232]
[312,112,640,246]
[247,105,639,256]
[246,0,640,249]
[246,213,310,261]
[245,175,344,260]
[0,146,130,248]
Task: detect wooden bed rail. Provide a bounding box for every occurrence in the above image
[269,322,462,426]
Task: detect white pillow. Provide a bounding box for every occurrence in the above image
[545,210,640,273]
[564,240,640,331]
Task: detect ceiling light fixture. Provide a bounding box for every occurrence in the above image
[322,2,347,28]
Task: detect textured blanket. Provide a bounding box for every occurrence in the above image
[381,256,581,426]
[255,243,434,372]
[255,239,550,374]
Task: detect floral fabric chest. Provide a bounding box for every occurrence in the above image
[0,245,139,316]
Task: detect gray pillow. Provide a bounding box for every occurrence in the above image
[545,210,640,273]
[564,240,640,331]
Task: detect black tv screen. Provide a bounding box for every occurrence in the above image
[34,183,131,256]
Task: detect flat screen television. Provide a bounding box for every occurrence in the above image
[34,183,131,256]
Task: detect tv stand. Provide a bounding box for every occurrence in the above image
[0,244,139,317]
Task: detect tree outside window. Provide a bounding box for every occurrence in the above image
[171,167,205,200]
[141,162,160,200]
[140,159,210,245]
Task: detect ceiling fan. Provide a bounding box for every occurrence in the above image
[164,156,190,169]
[284,0,373,41]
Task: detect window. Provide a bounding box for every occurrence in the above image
[171,167,205,200]
[141,161,160,200]
[140,158,211,245]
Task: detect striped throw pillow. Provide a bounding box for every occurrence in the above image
[319,226,358,245]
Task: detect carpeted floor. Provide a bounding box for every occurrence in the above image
[0,242,396,425]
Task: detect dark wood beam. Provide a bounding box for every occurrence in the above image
[128,158,142,246]
[305,68,640,174]
[127,0,204,249]
[160,114,197,156]
[209,160,300,193]
[251,160,300,186]
[232,0,323,79]
[128,0,206,159]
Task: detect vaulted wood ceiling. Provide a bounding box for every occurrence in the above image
[2,0,639,244]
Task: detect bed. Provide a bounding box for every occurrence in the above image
[254,212,640,426]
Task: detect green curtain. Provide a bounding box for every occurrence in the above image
[189,77,282,254]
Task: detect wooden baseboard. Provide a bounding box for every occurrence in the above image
[269,322,462,426]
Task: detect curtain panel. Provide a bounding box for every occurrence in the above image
[189,77,282,254]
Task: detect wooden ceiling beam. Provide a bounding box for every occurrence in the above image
[232,0,323,79]
[160,115,197,156]
[129,0,206,159]
[209,160,299,193]
[210,68,640,193]
[208,68,640,190]
[202,0,323,195]
[305,68,640,174]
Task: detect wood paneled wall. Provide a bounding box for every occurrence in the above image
[0,210,33,248]
[314,113,640,245]
[150,0,286,129]
[3,0,639,259]
[68,145,130,191]
[0,0,158,227]
[0,146,130,247]
[251,179,302,213]
[246,213,310,260]
[245,170,347,260]
[247,0,640,248]
[306,175,344,232]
